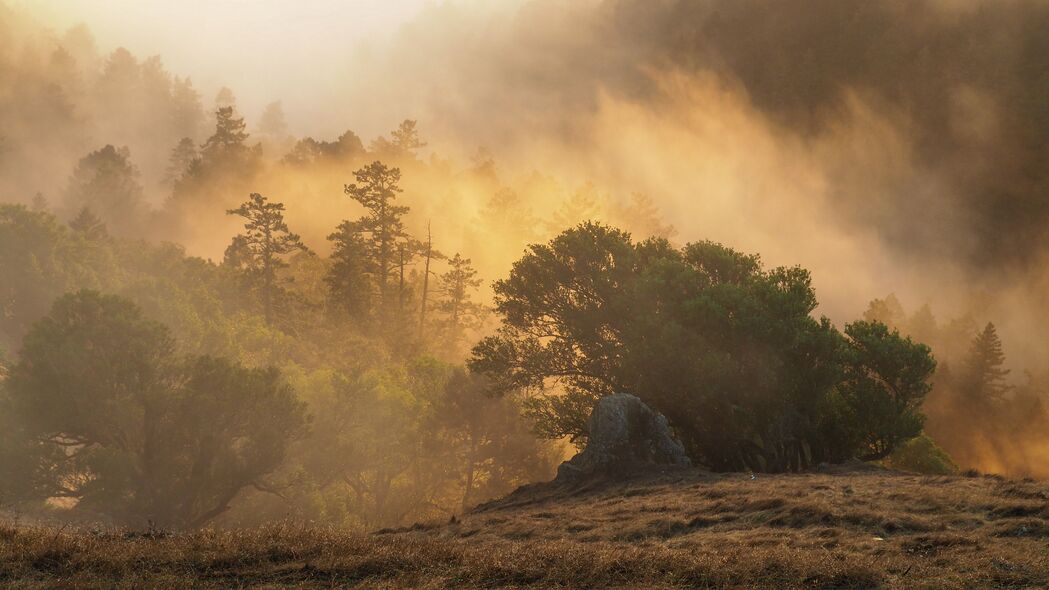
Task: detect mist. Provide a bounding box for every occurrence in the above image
[3,0,1049,522]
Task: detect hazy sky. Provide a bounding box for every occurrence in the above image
[23,0,438,133]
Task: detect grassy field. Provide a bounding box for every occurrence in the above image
[2,465,1049,588]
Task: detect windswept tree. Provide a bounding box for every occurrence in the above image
[63,145,146,234]
[225,193,309,325]
[470,223,937,472]
[0,291,307,528]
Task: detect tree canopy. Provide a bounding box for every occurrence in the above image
[0,290,308,528]
[470,223,936,472]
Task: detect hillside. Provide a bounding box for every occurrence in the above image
[2,466,1048,589]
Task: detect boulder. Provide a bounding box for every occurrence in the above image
[555,393,690,483]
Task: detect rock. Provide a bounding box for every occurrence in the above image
[555,393,690,483]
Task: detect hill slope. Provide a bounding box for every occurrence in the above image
[2,467,1049,588]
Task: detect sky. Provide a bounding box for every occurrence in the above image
[21,0,439,134]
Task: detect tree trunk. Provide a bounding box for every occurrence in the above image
[419,222,433,337]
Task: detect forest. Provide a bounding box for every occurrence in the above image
[4,0,1049,534]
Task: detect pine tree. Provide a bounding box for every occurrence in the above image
[863,293,906,328]
[329,162,412,313]
[225,193,309,325]
[325,224,372,322]
[64,144,145,234]
[962,322,1011,402]
[68,207,108,240]
[369,119,426,158]
[257,101,288,138]
[437,253,484,352]
[201,107,250,162]
[547,183,603,233]
[164,137,198,187]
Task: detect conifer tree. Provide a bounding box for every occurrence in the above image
[961,322,1011,402]
[225,193,309,325]
[328,162,412,317]
[437,253,484,351]
[64,145,145,234]
[164,137,198,187]
[68,207,107,240]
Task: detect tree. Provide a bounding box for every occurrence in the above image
[63,145,146,234]
[960,322,1011,402]
[417,222,446,336]
[200,106,250,163]
[225,193,309,325]
[470,223,937,472]
[1,291,307,528]
[164,137,198,187]
[611,192,677,239]
[438,369,557,511]
[257,101,289,137]
[0,205,117,345]
[836,321,936,461]
[435,253,484,353]
[68,207,108,240]
[328,162,414,319]
[214,86,236,111]
[370,119,426,158]
[546,183,604,234]
[863,294,906,328]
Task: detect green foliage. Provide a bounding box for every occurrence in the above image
[836,321,936,461]
[1,291,307,528]
[884,433,958,475]
[0,204,118,346]
[471,223,937,472]
[328,161,424,339]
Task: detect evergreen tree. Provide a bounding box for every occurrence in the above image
[68,207,107,240]
[164,137,198,187]
[200,107,250,162]
[214,86,236,111]
[961,322,1011,402]
[63,145,145,234]
[863,293,906,328]
[437,253,484,352]
[325,224,373,323]
[547,183,603,233]
[257,101,288,137]
[370,119,426,158]
[30,193,48,212]
[225,193,309,325]
[329,162,412,315]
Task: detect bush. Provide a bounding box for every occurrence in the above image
[884,434,958,475]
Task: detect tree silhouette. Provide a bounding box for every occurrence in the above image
[961,322,1011,403]
[64,145,145,234]
[329,162,412,316]
[225,193,309,325]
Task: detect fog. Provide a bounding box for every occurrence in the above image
[4,0,1049,508]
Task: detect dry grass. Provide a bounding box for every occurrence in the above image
[3,465,1049,588]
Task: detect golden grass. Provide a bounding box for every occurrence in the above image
[3,465,1049,588]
